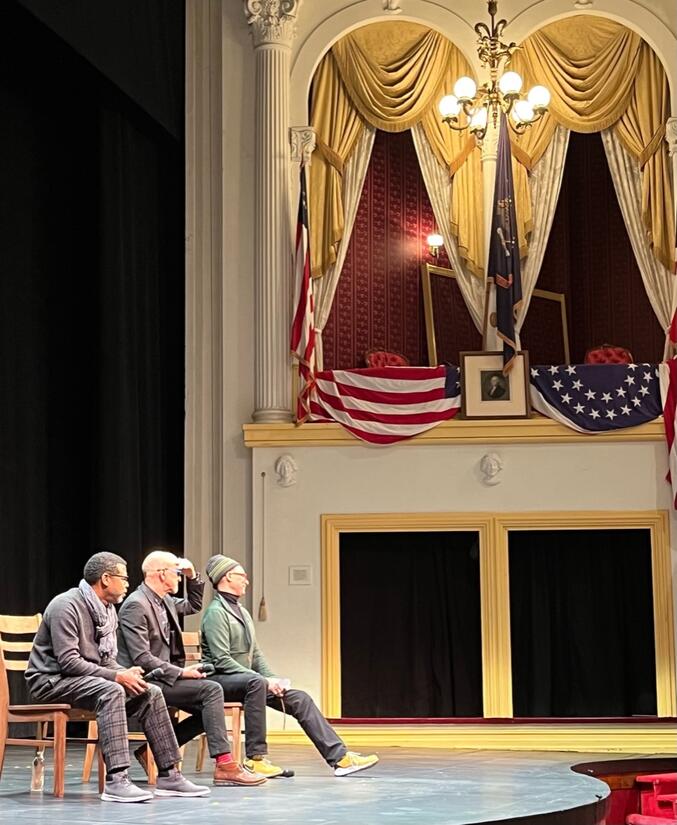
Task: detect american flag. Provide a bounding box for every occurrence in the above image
[659,360,677,507]
[290,165,316,422]
[530,363,661,432]
[308,365,461,444]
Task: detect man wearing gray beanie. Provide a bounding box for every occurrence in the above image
[201,554,378,778]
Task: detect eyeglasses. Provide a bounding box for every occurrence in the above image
[107,573,129,582]
[229,572,249,581]
[155,567,183,575]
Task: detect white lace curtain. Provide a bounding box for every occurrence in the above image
[411,123,485,331]
[601,128,673,356]
[515,126,570,337]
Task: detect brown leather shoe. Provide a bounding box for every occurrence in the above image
[213,761,267,786]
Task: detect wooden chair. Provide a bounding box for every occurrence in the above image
[181,632,243,768]
[0,613,103,798]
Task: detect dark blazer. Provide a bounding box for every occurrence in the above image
[117,576,205,686]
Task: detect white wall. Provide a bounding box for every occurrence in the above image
[206,0,677,713]
[249,439,677,728]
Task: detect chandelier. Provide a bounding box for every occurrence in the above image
[438,0,550,142]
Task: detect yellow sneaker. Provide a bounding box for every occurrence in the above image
[334,751,379,776]
[244,756,284,778]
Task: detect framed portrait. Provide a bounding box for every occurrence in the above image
[460,351,531,419]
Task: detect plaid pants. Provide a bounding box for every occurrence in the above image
[28,674,181,772]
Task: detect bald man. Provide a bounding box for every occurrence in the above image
[117,548,264,787]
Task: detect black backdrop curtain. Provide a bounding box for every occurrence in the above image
[509,529,657,717]
[0,1,184,629]
[340,532,483,718]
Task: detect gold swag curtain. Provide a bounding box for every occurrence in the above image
[309,22,484,279]
[509,17,674,270]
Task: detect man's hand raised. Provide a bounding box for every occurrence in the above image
[115,667,148,695]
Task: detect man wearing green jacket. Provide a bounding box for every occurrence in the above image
[201,554,378,779]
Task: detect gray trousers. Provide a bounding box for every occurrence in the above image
[160,678,230,758]
[210,673,347,766]
[28,674,181,773]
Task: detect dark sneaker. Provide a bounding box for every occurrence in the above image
[154,768,210,797]
[214,761,266,786]
[101,770,153,803]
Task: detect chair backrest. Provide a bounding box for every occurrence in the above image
[182,631,201,663]
[0,614,42,673]
[364,348,410,368]
[0,614,41,713]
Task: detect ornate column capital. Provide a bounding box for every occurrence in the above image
[244,0,301,48]
[290,127,316,165]
[666,117,677,157]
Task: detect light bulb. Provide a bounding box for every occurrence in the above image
[469,107,488,132]
[498,71,523,96]
[427,233,444,248]
[453,76,477,102]
[527,85,551,111]
[438,95,461,118]
[512,99,535,123]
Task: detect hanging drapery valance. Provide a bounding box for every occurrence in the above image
[510,16,674,271]
[309,22,484,281]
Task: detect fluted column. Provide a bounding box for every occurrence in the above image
[246,0,301,423]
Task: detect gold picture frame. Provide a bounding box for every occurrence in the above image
[421,263,461,366]
[483,277,570,365]
[460,351,531,419]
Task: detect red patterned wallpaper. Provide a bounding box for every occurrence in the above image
[321,129,481,370]
[322,129,663,371]
[528,131,664,364]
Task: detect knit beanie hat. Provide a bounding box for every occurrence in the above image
[206,554,239,587]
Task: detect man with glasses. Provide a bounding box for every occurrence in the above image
[25,551,210,803]
[201,554,378,778]
[117,548,264,787]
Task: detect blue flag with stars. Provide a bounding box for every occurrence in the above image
[529,363,661,432]
[488,112,522,372]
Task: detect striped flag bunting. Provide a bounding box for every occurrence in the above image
[307,365,461,445]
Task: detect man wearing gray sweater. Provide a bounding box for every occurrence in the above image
[25,551,209,803]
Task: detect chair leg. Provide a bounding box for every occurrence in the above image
[52,712,67,799]
[0,708,8,781]
[195,733,206,772]
[81,720,97,782]
[97,747,105,793]
[231,707,242,764]
[31,722,45,792]
[147,747,157,785]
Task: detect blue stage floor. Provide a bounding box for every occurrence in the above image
[0,744,666,825]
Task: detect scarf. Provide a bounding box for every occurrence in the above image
[78,579,118,660]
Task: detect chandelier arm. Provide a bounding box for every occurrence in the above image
[442,118,470,133]
[461,99,476,119]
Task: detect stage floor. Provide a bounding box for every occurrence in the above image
[0,744,669,825]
